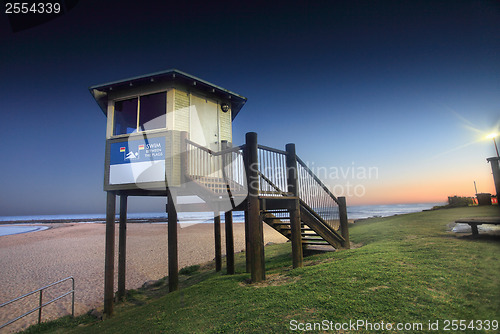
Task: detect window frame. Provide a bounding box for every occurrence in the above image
[112,89,168,137]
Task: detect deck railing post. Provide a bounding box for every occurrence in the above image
[104,191,116,316]
[245,132,265,282]
[285,143,303,268]
[167,190,179,292]
[338,196,350,249]
[117,194,128,301]
[180,131,189,184]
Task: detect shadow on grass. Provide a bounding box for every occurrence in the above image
[457,233,500,243]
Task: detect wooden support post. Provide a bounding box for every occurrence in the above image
[286,143,303,268]
[290,199,303,268]
[245,132,265,282]
[470,223,479,236]
[167,191,178,292]
[338,196,350,249]
[244,209,250,273]
[214,212,222,272]
[225,210,235,274]
[104,191,116,316]
[117,195,127,301]
[221,140,236,210]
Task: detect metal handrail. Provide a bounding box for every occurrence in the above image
[0,276,75,330]
[257,144,287,155]
[257,145,288,197]
[296,156,339,204]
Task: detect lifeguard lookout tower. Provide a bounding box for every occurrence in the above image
[90,69,349,316]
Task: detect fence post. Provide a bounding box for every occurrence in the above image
[38,290,42,324]
[117,194,127,301]
[104,191,116,316]
[71,278,75,317]
[167,190,179,292]
[338,196,350,249]
[245,132,265,282]
[285,143,303,268]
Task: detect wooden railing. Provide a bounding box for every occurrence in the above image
[185,137,341,232]
[257,145,289,197]
[256,144,340,232]
[185,139,246,195]
[297,156,340,230]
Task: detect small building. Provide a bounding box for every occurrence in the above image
[90,69,247,192]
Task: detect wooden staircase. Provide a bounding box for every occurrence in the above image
[183,136,349,253]
[261,199,346,251]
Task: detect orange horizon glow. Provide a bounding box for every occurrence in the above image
[342,173,496,206]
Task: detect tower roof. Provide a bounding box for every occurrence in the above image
[89,69,247,120]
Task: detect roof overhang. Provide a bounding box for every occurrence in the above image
[89,69,247,120]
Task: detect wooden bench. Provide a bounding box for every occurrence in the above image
[455,217,500,235]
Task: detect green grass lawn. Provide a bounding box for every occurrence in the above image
[25,206,500,333]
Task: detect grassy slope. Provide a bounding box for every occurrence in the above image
[26,206,499,333]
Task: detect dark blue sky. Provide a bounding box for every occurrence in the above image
[1,0,499,215]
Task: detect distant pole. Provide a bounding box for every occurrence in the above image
[487,157,500,199]
[104,191,116,316]
[493,137,499,158]
[474,181,478,194]
[487,133,499,158]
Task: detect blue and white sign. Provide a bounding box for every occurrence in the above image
[109,137,166,185]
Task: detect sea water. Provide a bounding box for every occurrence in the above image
[0,202,444,237]
[0,225,49,237]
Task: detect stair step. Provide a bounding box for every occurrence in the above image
[302,234,326,239]
[270,225,312,231]
[301,240,330,245]
[266,222,291,226]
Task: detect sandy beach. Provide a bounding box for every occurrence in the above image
[0,222,287,333]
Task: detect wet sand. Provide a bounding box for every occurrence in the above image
[0,222,287,333]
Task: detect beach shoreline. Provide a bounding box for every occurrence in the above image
[0,222,287,333]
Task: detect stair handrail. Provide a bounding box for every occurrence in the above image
[258,171,290,196]
[257,144,287,155]
[256,145,289,197]
[296,155,339,204]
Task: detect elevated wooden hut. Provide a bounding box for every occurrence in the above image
[90,69,349,316]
